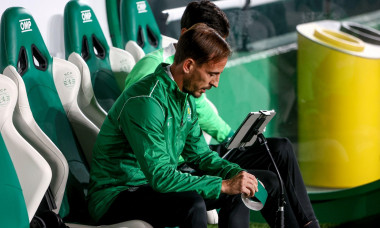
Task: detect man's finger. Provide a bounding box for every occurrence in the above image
[244,185,256,198]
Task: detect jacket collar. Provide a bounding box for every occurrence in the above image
[155,63,188,101]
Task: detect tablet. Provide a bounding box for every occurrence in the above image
[225,110,276,150]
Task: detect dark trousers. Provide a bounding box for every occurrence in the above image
[99,137,316,228]
[221,137,317,228]
[98,183,252,228]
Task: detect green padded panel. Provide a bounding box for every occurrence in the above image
[0,133,29,227]
[120,0,162,54]
[106,0,123,49]
[64,0,120,112]
[0,7,90,220]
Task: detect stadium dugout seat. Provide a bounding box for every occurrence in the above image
[0,21,69,211]
[64,0,136,112]
[0,75,51,224]
[106,0,176,56]
[0,6,152,228]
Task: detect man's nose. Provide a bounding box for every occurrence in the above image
[210,76,220,88]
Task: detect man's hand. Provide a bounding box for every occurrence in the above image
[221,171,258,197]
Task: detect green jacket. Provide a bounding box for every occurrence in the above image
[125,43,234,143]
[88,64,244,221]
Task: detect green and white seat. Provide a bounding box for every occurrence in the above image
[64,0,136,112]
[0,9,69,207]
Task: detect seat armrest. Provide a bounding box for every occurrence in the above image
[3,66,68,212]
[68,53,107,129]
[0,75,52,221]
[52,57,100,166]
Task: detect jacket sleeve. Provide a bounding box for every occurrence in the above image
[195,94,234,143]
[124,56,161,89]
[182,116,244,180]
[119,97,225,199]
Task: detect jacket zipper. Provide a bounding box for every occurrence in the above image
[180,94,188,127]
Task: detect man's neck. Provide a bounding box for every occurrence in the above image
[170,64,184,92]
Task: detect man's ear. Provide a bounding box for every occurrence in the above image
[180,28,188,35]
[183,58,195,74]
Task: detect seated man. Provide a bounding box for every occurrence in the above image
[125,0,233,145]
[124,1,319,227]
[88,23,262,228]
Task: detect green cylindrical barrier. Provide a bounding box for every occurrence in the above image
[297,21,380,188]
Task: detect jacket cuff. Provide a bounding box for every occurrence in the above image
[222,130,235,143]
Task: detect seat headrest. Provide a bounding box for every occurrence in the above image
[64,0,110,62]
[0,7,52,77]
[120,0,162,54]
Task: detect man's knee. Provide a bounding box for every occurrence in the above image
[259,171,281,199]
[180,192,207,227]
[268,137,296,163]
[182,192,207,217]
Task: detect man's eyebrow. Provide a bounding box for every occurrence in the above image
[208,70,222,74]
[208,70,223,74]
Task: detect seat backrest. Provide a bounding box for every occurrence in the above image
[67,52,106,129]
[106,0,123,49]
[64,0,135,112]
[0,7,91,221]
[0,75,51,222]
[106,0,146,61]
[119,0,162,54]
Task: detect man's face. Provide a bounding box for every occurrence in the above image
[183,57,228,98]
